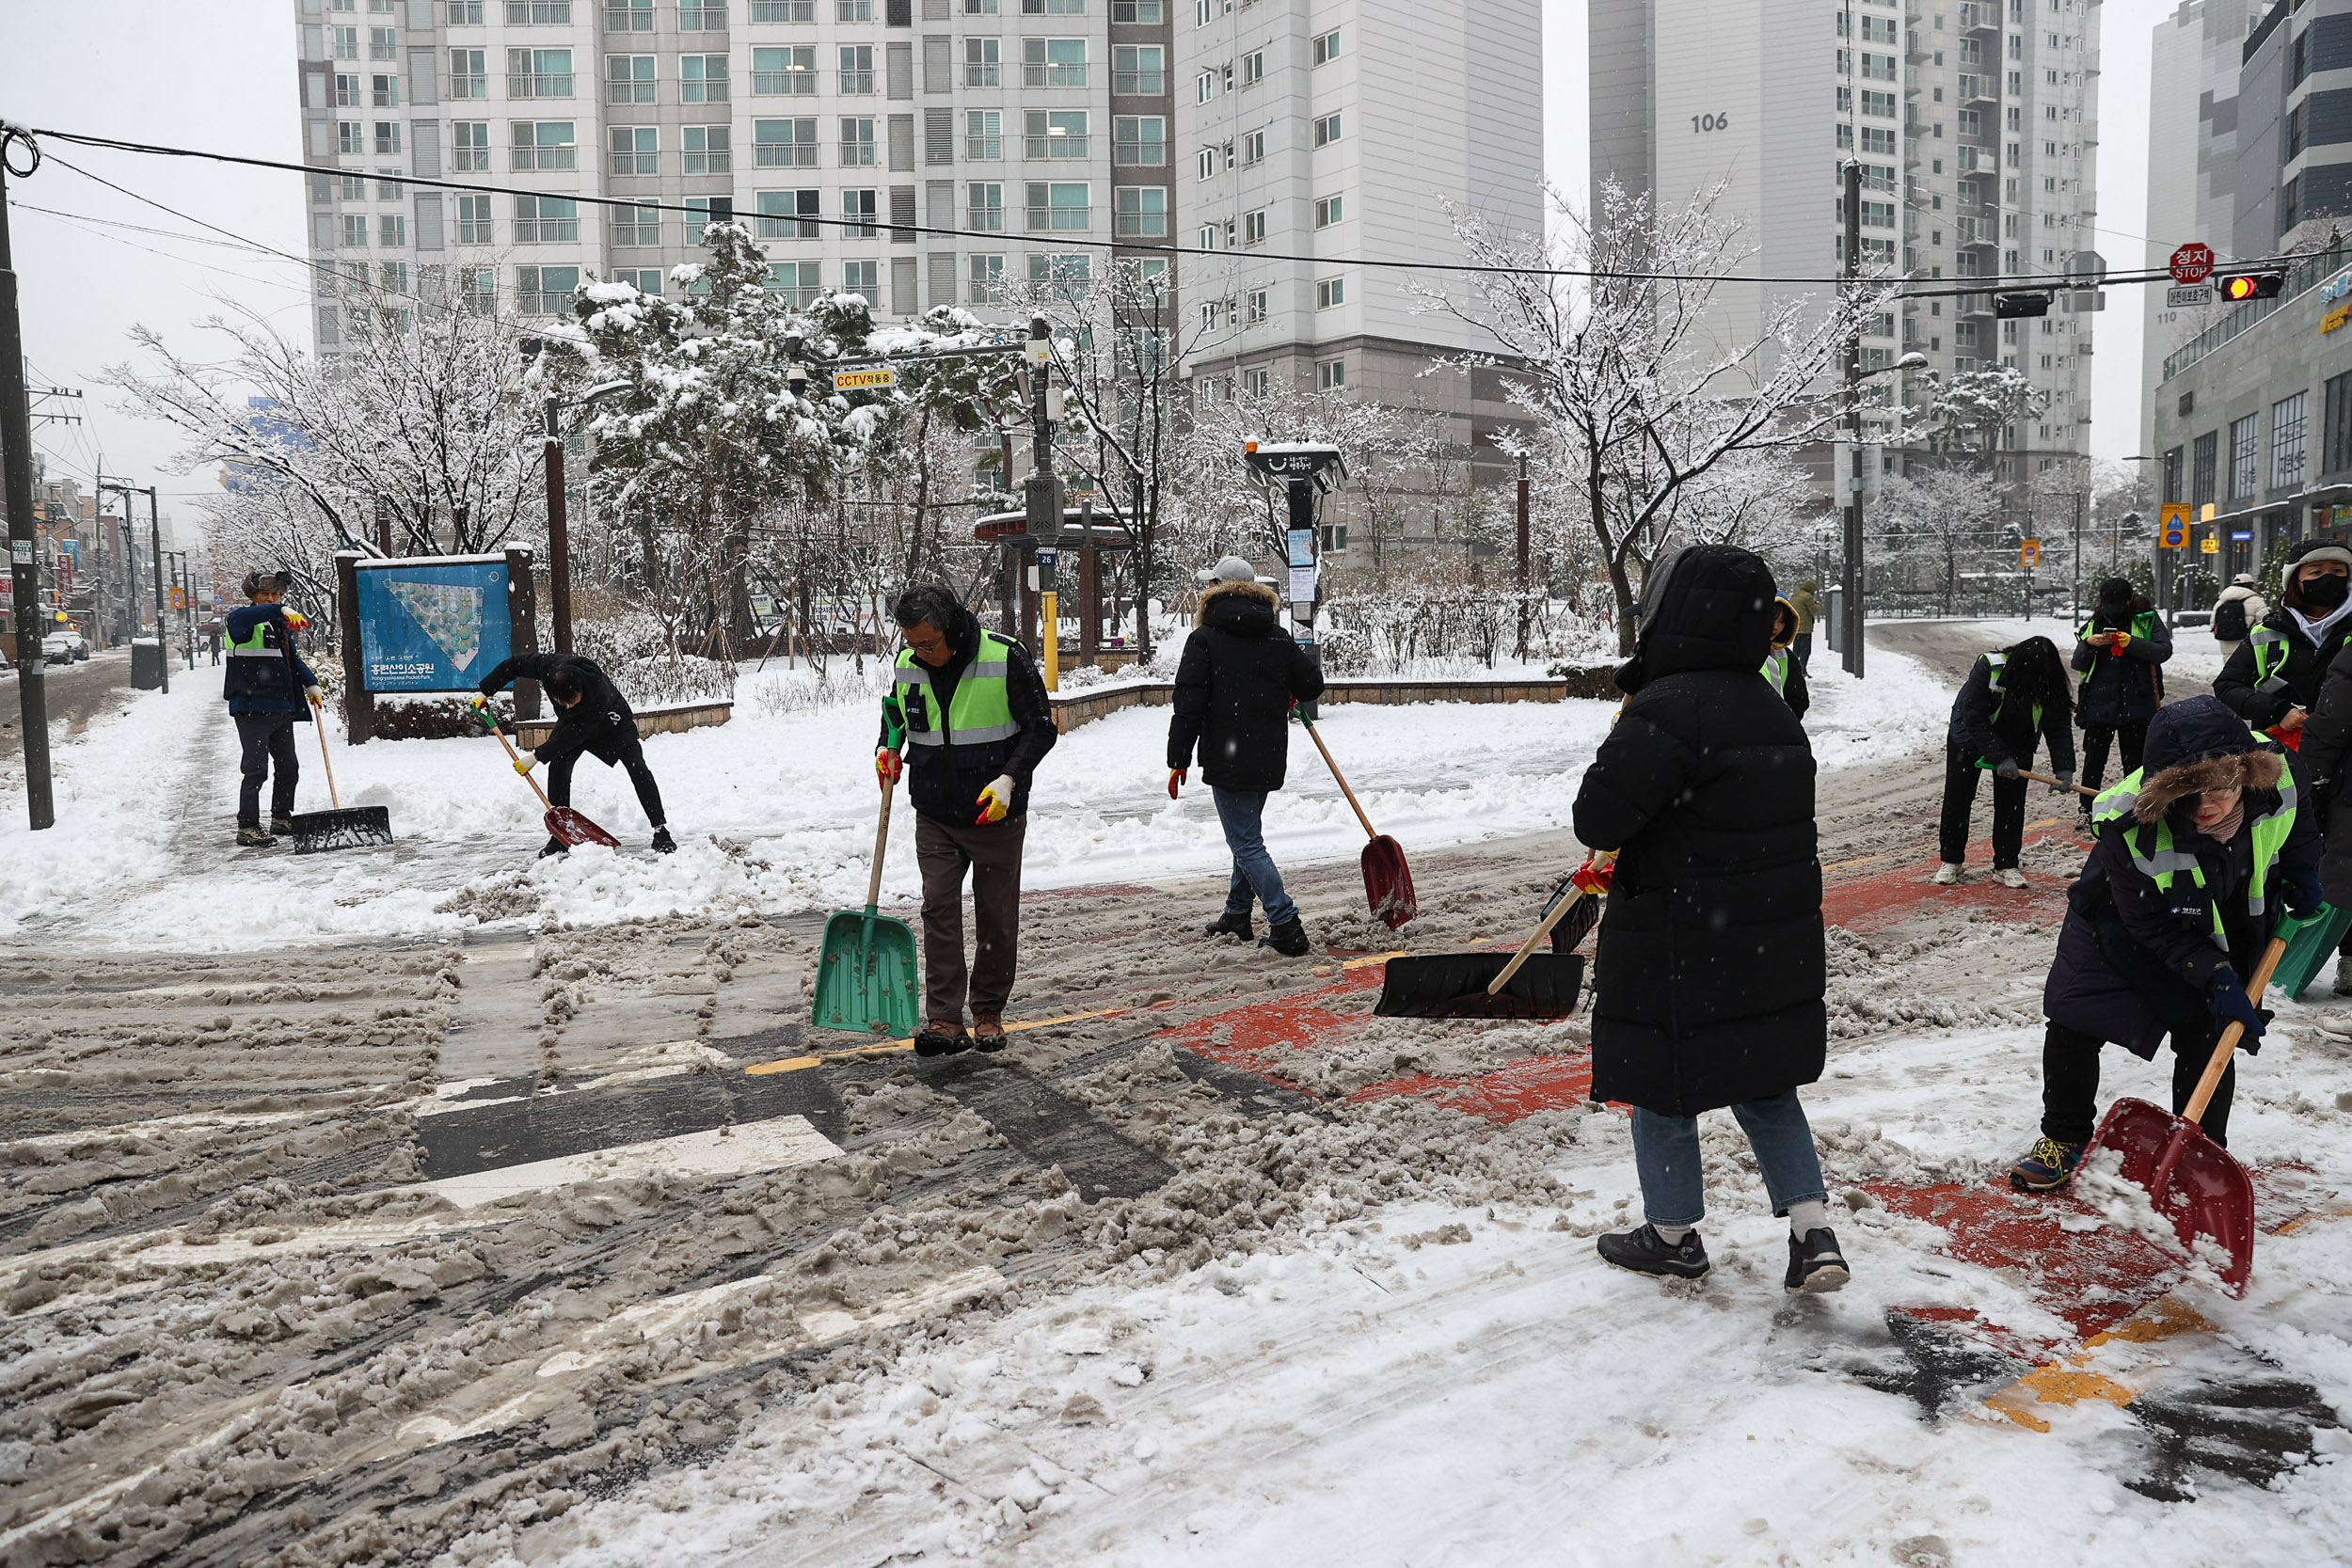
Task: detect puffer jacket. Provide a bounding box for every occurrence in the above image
[1167,579,1324,792]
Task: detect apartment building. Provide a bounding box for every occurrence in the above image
[1170,0,1544,473]
[290,0,1176,341]
[1589,0,2103,477]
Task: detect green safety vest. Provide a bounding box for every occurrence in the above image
[2249,622,2291,689]
[2076,610,2160,649]
[883,632,1022,750]
[224,611,294,700]
[2090,766,2297,950]
[1972,651,2042,770]
[1761,648,1790,697]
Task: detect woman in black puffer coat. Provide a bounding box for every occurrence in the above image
[1571,544,1847,1295]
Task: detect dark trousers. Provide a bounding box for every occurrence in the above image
[547,742,666,829]
[1791,631,1813,671]
[915,811,1026,1023]
[2079,721,2148,799]
[235,712,300,828]
[1938,743,2026,868]
[2042,1021,2236,1148]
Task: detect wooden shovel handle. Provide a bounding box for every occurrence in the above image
[1302,718,1379,842]
[1486,882,1587,997]
[484,716,556,811]
[866,775,895,914]
[2184,934,2290,1124]
[2021,768,2098,800]
[310,702,342,810]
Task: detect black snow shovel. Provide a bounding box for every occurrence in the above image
[1375,874,1587,1020]
[469,701,621,849]
[287,698,394,854]
[1298,711,1417,927]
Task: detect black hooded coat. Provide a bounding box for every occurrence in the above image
[1571,545,1826,1116]
[2071,587,2171,728]
[1166,578,1324,792]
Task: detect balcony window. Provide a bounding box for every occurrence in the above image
[840,117,876,165]
[966,109,1003,158]
[1025,110,1089,158]
[611,125,660,174]
[1025,180,1089,230]
[511,120,579,170]
[968,253,1005,303]
[844,187,878,238]
[1113,185,1165,237]
[755,118,818,166]
[750,0,814,15]
[967,181,1004,230]
[684,125,732,172]
[612,200,660,245]
[608,54,656,103]
[1112,44,1162,94]
[508,47,576,97]
[516,264,580,314]
[681,54,729,102]
[752,46,817,93]
[680,1,726,25]
[449,49,487,97]
[757,188,821,238]
[452,120,491,170]
[965,37,1000,87]
[768,260,822,308]
[839,44,875,93]
[514,195,580,243]
[1023,38,1087,87]
[607,0,653,24]
[455,193,494,243]
[1112,115,1164,166]
[509,0,572,19]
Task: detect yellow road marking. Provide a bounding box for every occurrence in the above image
[1983,1295,2217,1432]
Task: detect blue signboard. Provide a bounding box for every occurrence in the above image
[355,557,514,692]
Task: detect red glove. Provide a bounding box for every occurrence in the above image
[281,610,310,630]
[875,749,902,789]
[1168,768,1186,799]
[1570,852,1616,896]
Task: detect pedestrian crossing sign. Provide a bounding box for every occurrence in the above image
[2159,503,2191,548]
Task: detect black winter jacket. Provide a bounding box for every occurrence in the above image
[2285,641,2352,905]
[876,604,1057,824]
[1945,653,2077,773]
[2214,606,2352,731]
[479,652,638,764]
[2071,601,2171,728]
[1572,544,1825,1117]
[2042,697,2316,1058]
[1167,579,1324,792]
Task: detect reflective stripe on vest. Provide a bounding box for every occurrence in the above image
[890,632,1022,748]
[2094,764,2298,949]
[1761,648,1788,697]
[228,621,281,658]
[2250,624,2289,688]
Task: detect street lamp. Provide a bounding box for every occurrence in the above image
[1837,351,1929,679]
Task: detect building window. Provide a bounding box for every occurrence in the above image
[752,0,815,14]
[338,121,364,155]
[457,264,495,312]
[508,47,576,97]
[1317,357,1345,389]
[450,48,487,97]
[1243,367,1270,398]
[839,44,875,93]
[1312,113,1341,147]
[511,120,579,170]
[682,55,729,102]
[1313,194,1342,228]
[452,120,490,170]
[1113,116,1165,166]
[844,187,879,237]
[755,118,818,166]
[1240,50,1263,87]
[838,0,873,17]
[335,26,360,58]
[1026,252,1091,292]
[376,167,407,199]
[1311,28,1340,66]
[1026,181,1090,230]
[842,259,880,294]
[455,193,494,243]
[336,71,363,108]
[684,124,733,173]
[965,38,1000,86]
[339,171,370,201]
[1023,0,1085,10]
[508,0,571,19]
[608,54,656,103]
[370,25,399,59]
[2327,372,2352,476]
[373,122,403,153]
[1025,110,1089,158]
[607,0,653,22]
[757,188,821,237]
[2273,392,2309,489]
[1114,185,1166,236]
[966,182,1005,230]
[1316,276,1343,309]
[613,199,660,245]
[966,109,1003,159]
[2229,413,2260,499]
[1196,70,1216,103]
[1112,0,1160,19]
[768,260,822,307]
[1025,38,1089,87]
[680,1,726,27]
[611,125,660,174]
[448,1,485,20]
[1862,126,1896,155]
[968,253,1006,302]
[685,196,732,240]
[754,46,818,93]
[1241,208,1266,245]
[514,194,580,242]
[615,267,664,294]
[341,214,371,247]
[516,264,580,314]
[1246,286,1266,324]
[371,72,401,107]
[1114,44,1163,94]
[840,117,877,164]
[1242,128,1264,164]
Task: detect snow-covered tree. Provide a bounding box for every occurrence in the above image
[1927,366,2049,459]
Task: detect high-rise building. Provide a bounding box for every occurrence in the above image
[1170,0,1543,472]
[290,0,1176,341]
[1588,0,2103,476]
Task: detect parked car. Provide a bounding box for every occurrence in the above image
[55,627,88,661]
[40,632,73,666]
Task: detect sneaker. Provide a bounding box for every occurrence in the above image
[1785,1227,1851,1293]
[914,1022,971,1058]
[537,835,568,860]
[2334,954,2352,999]
[234,826,278,847]
[650,827,676,855]
[269,816,296,836]
[2008,1135,2088,1192]
[1931,863,1963,885]
[1263,914,1312,957]
[1997,867,2029,889]
[1596,1223,1711,1280]
[1204,910,1255,941]
[971,1012,1007,1053]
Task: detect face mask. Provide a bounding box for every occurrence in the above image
[2300,573,2350,610]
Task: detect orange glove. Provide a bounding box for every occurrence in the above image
[2108,629,2131,655]
[876,748,902,789]
[1168,768,1186,799]
[1570,851,1616,896]
[282,610,310,630]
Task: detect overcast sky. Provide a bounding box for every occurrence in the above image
[0,0,2169,515]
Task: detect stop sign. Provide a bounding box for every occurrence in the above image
[2171,243,2216,284]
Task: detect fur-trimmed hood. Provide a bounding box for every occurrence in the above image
[1771,596,1798,651]
[1196,577,1279,627]
[2129,695,2285,823]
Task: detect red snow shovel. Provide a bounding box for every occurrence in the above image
[469,701,621,850]
[2082,934,2284,1296]
[1298,711,1417,927]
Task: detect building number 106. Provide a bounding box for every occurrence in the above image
[1692,113,1729,133]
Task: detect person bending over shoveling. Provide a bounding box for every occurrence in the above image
[2010,696,2318,1191]
[223,570,324,848]
[1932,633,2076,888]
[474,653,674,857]
[1573,544,1850,1295]
[877,586,1057,1057]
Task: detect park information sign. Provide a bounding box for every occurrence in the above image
[354,554,515,692]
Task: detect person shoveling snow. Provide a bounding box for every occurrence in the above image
[223,570,324,848]
[475,652,675,857]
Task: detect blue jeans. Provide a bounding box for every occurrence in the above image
[1629,1090,1830,1228]
[1212,786,1298,927]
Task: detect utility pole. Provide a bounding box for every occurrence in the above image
[1515,451,1532,662]
[1024,315,1061,689]
[541,395,573,654]
[1840,159,1867,680]
[0,129,52,828]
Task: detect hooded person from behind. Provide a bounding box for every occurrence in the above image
[1573,544,1848,1294]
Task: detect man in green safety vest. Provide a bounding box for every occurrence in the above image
[222,570,323,848]
[2011,696,2319,1190]
[877,586,1058,1057]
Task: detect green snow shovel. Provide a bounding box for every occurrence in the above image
[813,779,920,1037]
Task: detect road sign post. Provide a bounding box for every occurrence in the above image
[2156,503,2190,626]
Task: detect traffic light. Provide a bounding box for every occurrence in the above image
[1994,291,2052,319]
[2217,270,2286,303]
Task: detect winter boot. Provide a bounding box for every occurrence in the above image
[2334,954,2352,998]
[235,825,278,848]
[2008,1135,2087,1192]
[1785,1228,1851,1293]
[1997,867,2029,889]
[914,1021,971,1057]
[1263,914,1311,957]
[270,815,296,837]
[971,1012,1007,1053]
[1204,909,1255,941]
[650,827,676,855]
[538,835,568,859]
[1596,1223,1711,1281]
[1931,863,1963,885]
